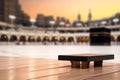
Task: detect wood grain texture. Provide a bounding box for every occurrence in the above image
[0,56,119,80]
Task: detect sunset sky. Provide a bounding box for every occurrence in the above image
[19,0,120,22]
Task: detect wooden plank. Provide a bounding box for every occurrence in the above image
[87,72,120,80]
[0,56,71,80]
[0,56,119,80]
[29,63,120,80]
[0,56,69,70]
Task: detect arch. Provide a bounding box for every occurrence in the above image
[51,36,58,42]
[67,37,74,42]
[59,36,66,43]
[111,36,115,42]
[87,37,90,43]
[10,35,18,42]
[76,36,82,43]
[42,36,50,42]
[0,34,8,41]
[36,36,41,42]
[83,36,90,43]
[19,36,26,42]
[117,35,120,42]
[81,37,85,43]
[0,26,3,30]
[28,36,35,42]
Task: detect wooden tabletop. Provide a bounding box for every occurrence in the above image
[0,56,119,80]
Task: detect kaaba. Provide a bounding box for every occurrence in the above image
[90,27,111,45]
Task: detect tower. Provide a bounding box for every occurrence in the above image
[88,9,92,22]
[36,14,45,27]
[0,0,16,23]
[77,12,81,21]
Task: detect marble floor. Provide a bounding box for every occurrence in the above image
[0,45,119,63]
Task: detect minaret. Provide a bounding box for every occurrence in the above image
[88,9,92,22]
[77,11,81,21]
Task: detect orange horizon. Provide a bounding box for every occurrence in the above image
[19,0,120,22]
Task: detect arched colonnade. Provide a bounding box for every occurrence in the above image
[0,34,119,45]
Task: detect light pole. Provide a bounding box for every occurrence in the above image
[30,19,36,27]
[113,18,119,25]
[9,15,16,25]
[101,21,107,27]
[49,20,55,33]
[60,22,65,27]
[95,23,98,27]
[76,23,82,27]
[85,24,88,27]
[66,23,71,27]
[108,20,112,26]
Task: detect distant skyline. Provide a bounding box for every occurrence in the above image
[19,0,120,22]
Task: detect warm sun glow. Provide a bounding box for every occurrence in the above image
[19,0,120,22]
